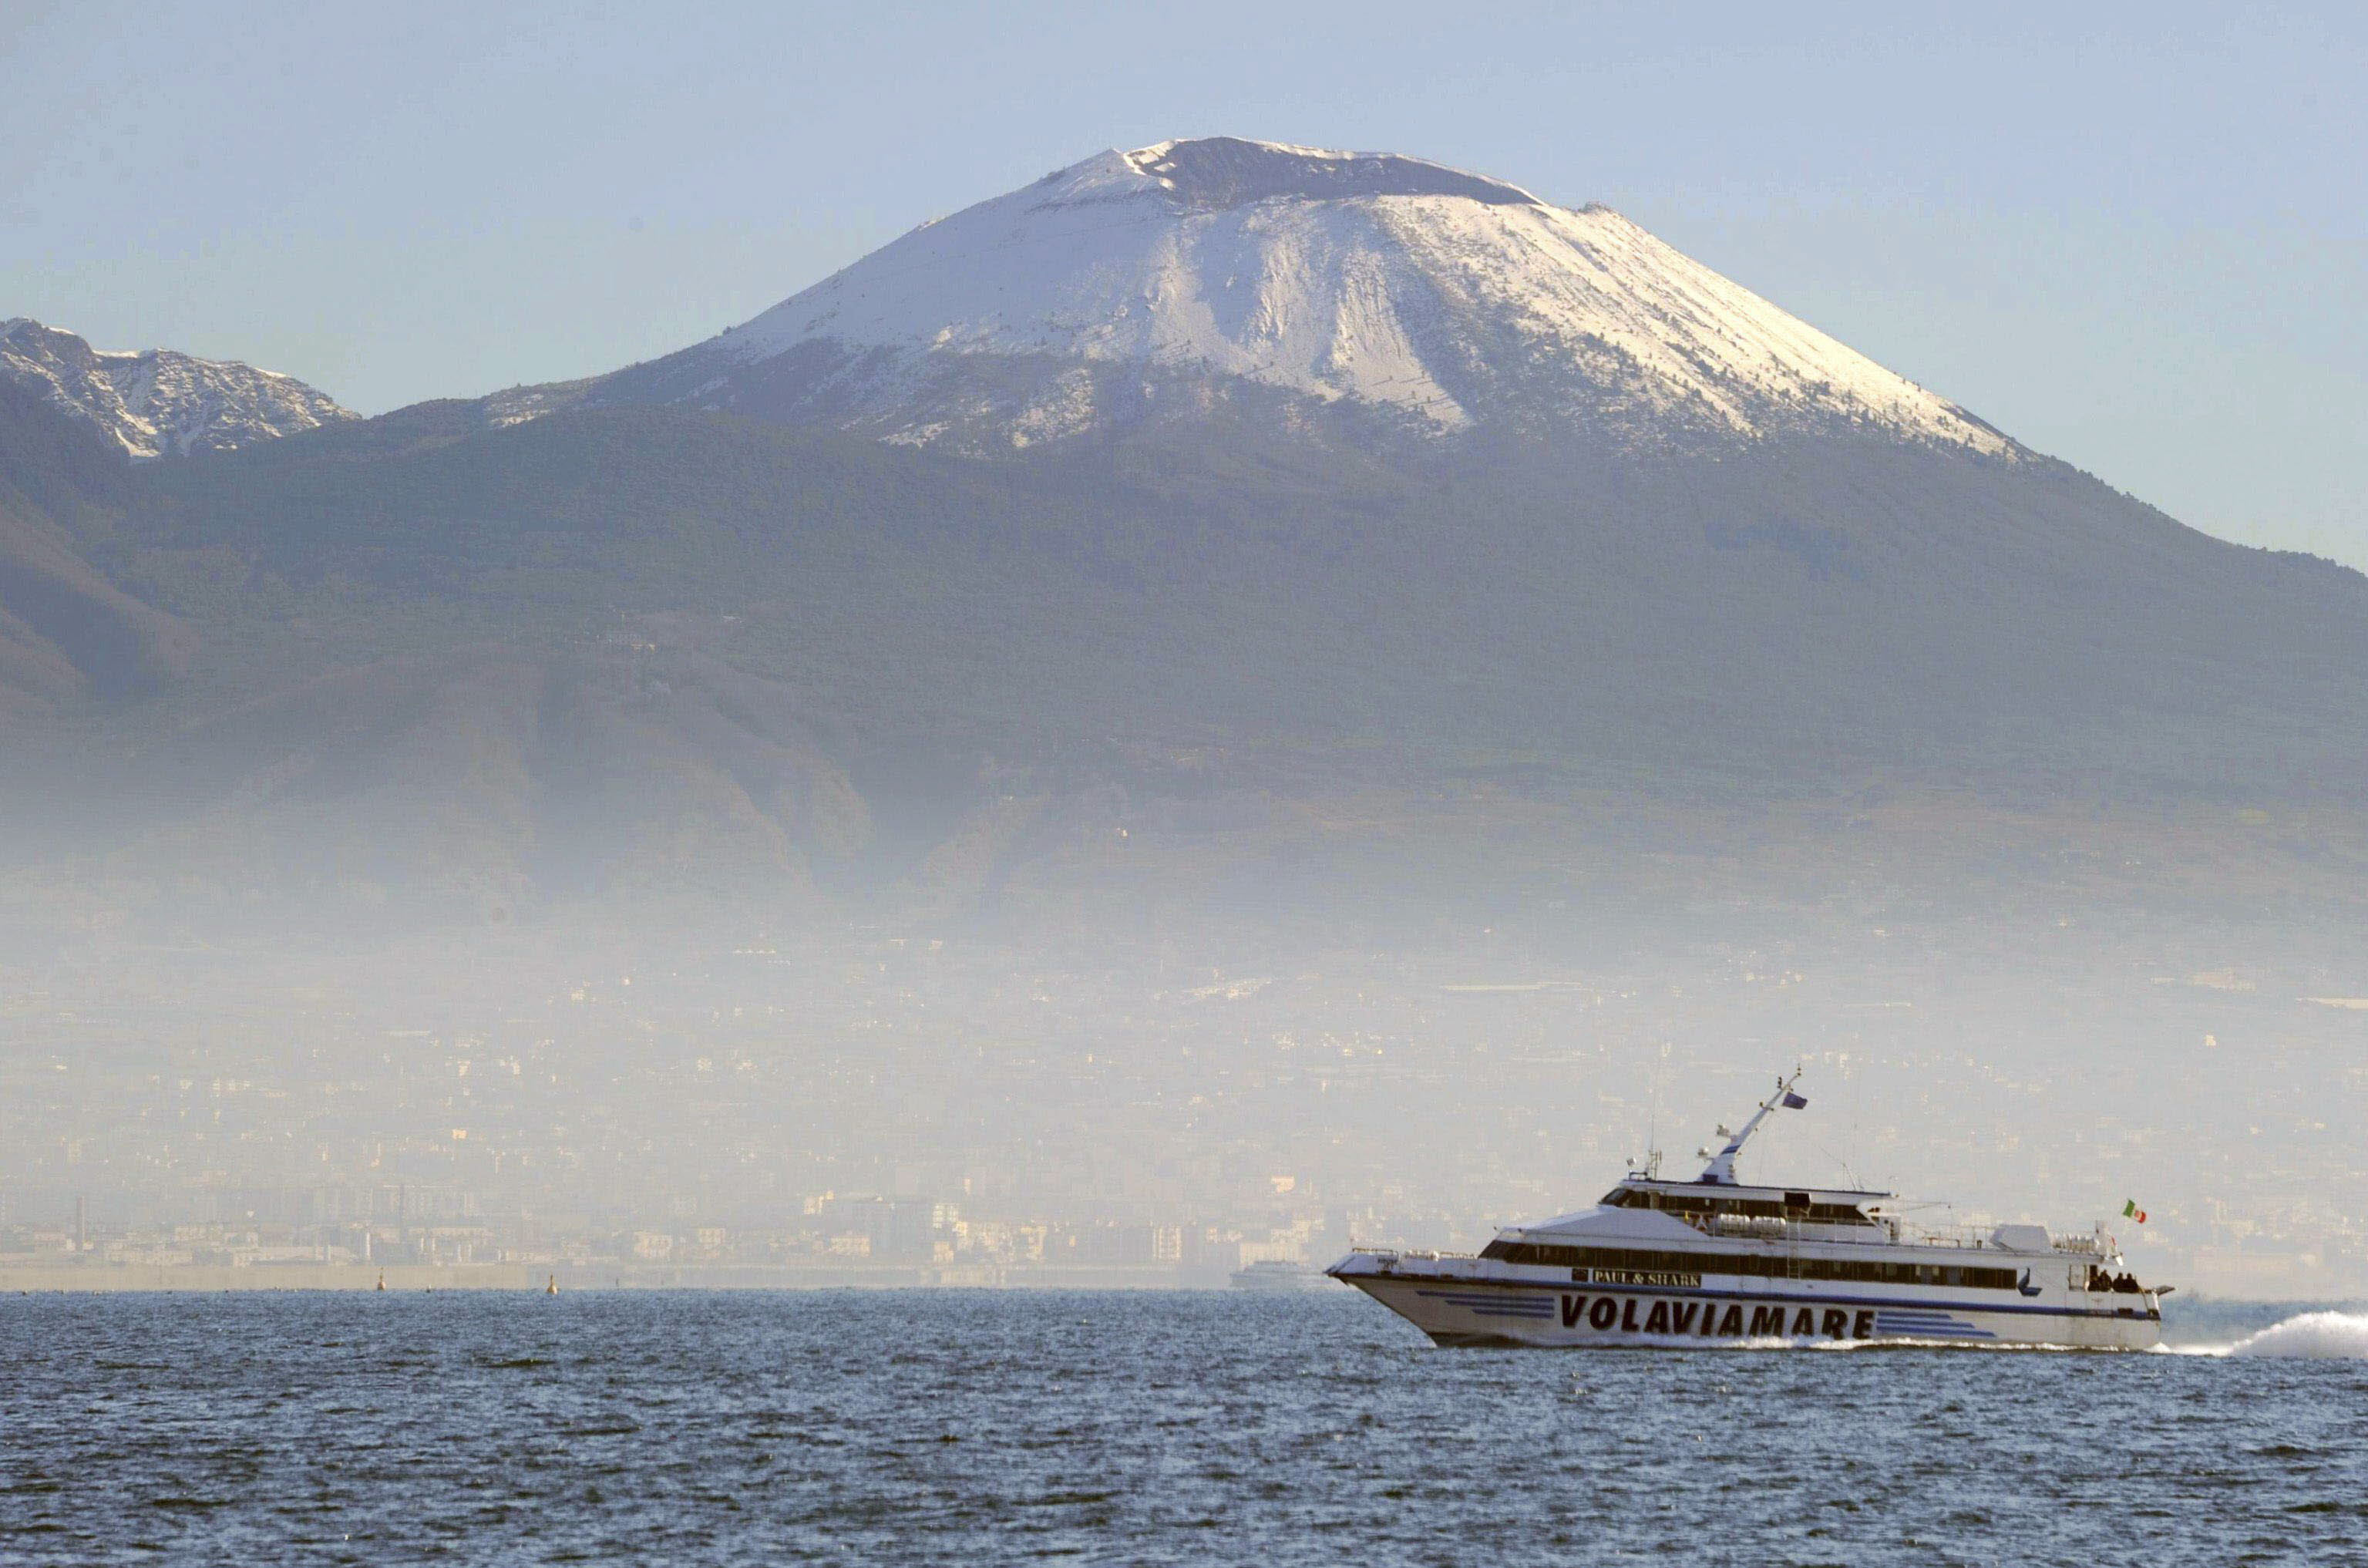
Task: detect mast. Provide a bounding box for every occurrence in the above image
[1696,1066,1805,1185]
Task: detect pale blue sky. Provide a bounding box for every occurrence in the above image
[3,2,2360,561]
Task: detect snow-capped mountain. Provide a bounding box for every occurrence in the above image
[588,136,2012,456]
[0,318,355,458]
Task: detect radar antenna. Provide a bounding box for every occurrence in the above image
[1697,1065,1807,1186]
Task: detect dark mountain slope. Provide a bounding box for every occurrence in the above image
[0,390,2357,938]
[0,382,191,711]
[106,404,2368,782]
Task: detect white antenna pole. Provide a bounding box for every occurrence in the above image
[1698,1064,1805,1186]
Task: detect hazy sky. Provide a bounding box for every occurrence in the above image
[4,2,2360,562]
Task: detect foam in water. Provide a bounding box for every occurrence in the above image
[2226,1311,2368,1358]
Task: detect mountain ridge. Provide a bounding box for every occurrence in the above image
[0,317,356,459]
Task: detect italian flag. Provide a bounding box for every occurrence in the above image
[2122,1200,2148,1224]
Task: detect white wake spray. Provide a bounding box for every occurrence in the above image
[2225,1311,2368,1358]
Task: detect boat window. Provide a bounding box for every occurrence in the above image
[1485,1240,2017,1291]
[1603,1189,1875,1226]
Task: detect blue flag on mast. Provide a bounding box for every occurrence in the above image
[1781,1091,1808,1109]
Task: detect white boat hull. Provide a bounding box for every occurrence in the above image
[1331,1254,2161,1351]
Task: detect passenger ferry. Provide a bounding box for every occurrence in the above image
[1328,1071,2165,1349]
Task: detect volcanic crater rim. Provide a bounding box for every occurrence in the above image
[1120,136,1545,212]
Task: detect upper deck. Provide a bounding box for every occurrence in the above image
[1514,1176,2108,1257]
[1600,1177,1892,1227]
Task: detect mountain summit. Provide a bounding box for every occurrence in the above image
[587,136,2009,456]
[0,318,355,458]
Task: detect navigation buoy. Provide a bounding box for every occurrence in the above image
[546,1274,558,1295]
[375,1270,385,1292]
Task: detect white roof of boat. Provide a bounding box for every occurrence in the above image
[1516,1207,1704,1240]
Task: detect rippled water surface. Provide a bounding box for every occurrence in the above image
[4,1290,2364,1565]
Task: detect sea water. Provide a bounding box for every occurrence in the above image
[2,1290,2363,1565]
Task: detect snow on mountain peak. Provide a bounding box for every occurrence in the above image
[0,318,355,459]
[594,140,2014,459]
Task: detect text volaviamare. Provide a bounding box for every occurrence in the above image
[1563,1294,1882,1339]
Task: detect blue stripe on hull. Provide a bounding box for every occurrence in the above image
[1422,1291,1555,1319]
[1873,1311,1996,1339]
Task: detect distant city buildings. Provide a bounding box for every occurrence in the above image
[4,924,2363,1297]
